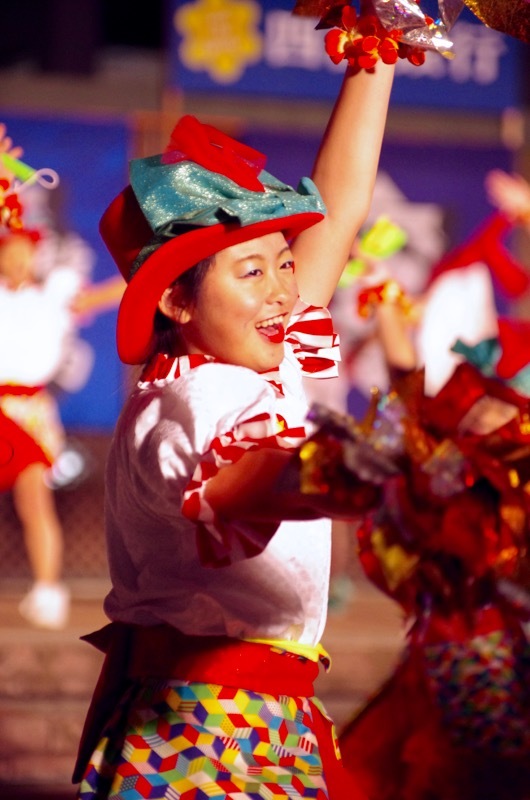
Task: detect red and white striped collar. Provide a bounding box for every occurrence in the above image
[140,351,285,395]
[139,301,339,396]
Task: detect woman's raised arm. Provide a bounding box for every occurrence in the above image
[292,58,395,307]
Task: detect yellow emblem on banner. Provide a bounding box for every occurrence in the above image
[175,0,264,84]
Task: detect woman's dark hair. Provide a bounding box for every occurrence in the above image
[149,255,214,359]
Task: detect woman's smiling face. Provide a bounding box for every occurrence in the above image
[170,231,299,373]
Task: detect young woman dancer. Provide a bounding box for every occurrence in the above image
[74,26,396,798]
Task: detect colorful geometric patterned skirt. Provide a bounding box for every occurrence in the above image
[75,625,364,800]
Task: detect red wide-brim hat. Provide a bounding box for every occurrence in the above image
[100,116,325,364]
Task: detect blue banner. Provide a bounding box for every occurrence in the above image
[168,0,525,111]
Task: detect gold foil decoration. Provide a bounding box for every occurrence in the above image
[519,411,530,436]
[463,0,530,43]
[371,528,420,591]
[402,417,435,463]
[358,386,381,437]
[299,440,328,494]
[500,502,526,537]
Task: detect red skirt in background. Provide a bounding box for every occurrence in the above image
[0,407,51,492]
[0,385,64,491]
[339,635,530,800]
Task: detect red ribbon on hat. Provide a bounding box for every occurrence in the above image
[162,115,267,193]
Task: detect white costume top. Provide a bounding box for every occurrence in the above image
[0,267,82,387]
[104,303,340,647]
[0,268,83,461]
[416,263,499,396]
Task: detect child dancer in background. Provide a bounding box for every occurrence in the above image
[0,127,124,630]
[0,227,82,629]
[0,125,84,629]
[73,19,396,799]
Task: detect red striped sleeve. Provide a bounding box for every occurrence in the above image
[182,414,306,567]
[286,303,340,379]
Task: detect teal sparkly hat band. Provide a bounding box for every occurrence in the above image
[130,155,324,236]
[127,150,325,280]
[99,114,326,364]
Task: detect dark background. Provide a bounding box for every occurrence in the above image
[0,0,164,72]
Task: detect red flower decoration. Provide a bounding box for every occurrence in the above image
[400,43,426,66]
[0,180,24,231]
[323,2,427,72]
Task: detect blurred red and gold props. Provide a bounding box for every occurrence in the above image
[0,135,59,233]
[0,178,23,231]
[463,0,530,43]
[294,0,459,67]
[345,362,530,759]
[294,0,530,73]
[300,353,530,617]
[293,401,399,515]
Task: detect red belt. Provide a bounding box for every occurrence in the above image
[0,384,43,396]
[126,624,319,694]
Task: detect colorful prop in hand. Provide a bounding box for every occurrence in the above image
[294,0,530,73]
[357,277,414,318]
[293,0,458,70]
[0,151,59,232]
[294,401,399,517]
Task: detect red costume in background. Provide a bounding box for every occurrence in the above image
[339,353,530,800]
